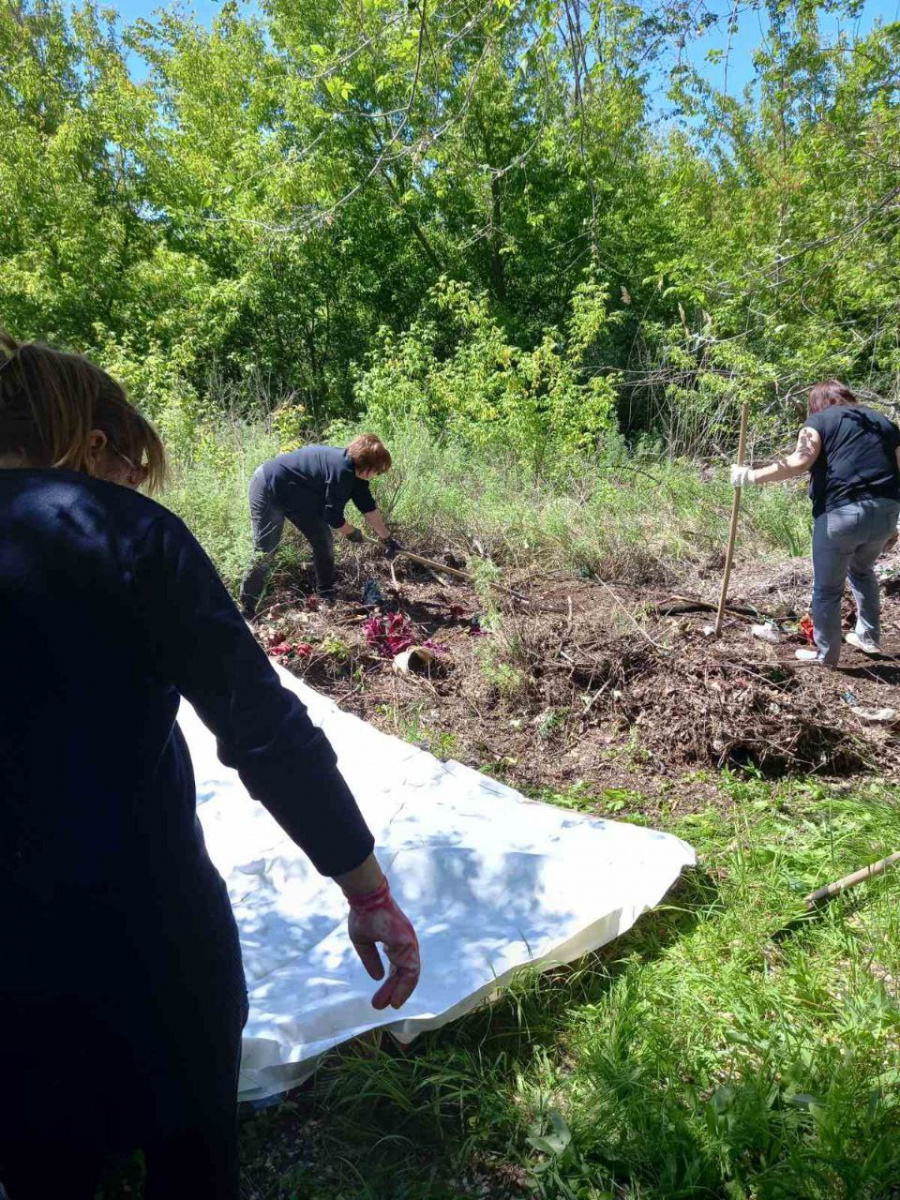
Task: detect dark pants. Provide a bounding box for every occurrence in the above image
[0,885,248,1200]
[239,467,335,615]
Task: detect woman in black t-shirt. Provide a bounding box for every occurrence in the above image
[0,332,419,1199]
[730,381,900,666]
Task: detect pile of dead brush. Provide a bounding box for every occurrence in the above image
[619,648,868,774]
[521,622,867,775]
[253,560,897,782]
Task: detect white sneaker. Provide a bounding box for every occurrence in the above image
[846,631,881,656]
[795,648,828,665]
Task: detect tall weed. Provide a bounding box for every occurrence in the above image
[159,413,811,594]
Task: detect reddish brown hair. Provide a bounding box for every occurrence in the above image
[807,380,857,415]
[346,433,392,474]
[0,331,167,491]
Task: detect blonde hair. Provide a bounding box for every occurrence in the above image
[0,331,167,491]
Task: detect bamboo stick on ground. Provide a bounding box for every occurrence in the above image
[804,851,900,910]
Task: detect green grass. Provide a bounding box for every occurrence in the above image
[158,418,812,593]
[375,701,462,762]
[379,423,812,577]
[241,777,900,1200]
[161,419,279,590]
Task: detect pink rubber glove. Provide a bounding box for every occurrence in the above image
[348,878,420,1010]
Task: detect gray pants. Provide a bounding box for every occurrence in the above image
[239,467,335,615]
[812,497,900,664]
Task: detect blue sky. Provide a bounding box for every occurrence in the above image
[101,0,900,98]
[113,0,228,25]
[673,0,900,97]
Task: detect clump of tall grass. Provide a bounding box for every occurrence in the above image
[161,419,278,590]
[373,421,811,577]
[156,413,811,596]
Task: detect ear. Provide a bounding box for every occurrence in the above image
[86,428,108,465]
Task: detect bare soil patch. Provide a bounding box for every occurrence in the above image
[253,546,900,812]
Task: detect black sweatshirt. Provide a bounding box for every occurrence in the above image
[0,469,374,938]
[262,445,377,528]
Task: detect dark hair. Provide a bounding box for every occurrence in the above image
[346,433,392,474]
[0,331,167,491]
[807,380,856,415]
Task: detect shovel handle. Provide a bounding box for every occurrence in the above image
[714,403,749,637]
[358,535,473,582]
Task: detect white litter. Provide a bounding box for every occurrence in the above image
[751,623,781,644]
[854,707,898,724]
[182,665,696,1103]
[392,645,435,674]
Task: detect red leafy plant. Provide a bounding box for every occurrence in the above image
[364,613,416,657]
[364,613,446,660]
[267,635,314,662]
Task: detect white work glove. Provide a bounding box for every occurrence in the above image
[730,465,757,488]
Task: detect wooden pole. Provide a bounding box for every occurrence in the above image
[804,851,900,910]
[397,548,472,582]
[360,535,473,582]
[714,402,749,637]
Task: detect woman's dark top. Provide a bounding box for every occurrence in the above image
[0,469,374,975]
[262,445,377,528]
[805,404,900,518]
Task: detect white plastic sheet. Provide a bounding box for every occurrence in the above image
[182,666,695,1103]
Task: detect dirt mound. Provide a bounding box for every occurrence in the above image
[252,549,900,803]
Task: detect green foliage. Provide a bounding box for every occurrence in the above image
[479,643,530,700]
[4,1,897,458]
[271,401,311,453]
[240,780,900,1199]
[162,417,278,589]
[355,277,619,474]
[381,702,461,762]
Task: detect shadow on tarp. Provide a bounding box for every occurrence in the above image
[238,863,721,1122]
[183,665,696,1106]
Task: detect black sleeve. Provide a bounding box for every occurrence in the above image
[350,477,377,516]
[134,514,375,876]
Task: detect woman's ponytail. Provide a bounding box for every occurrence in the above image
[0,331,167,491]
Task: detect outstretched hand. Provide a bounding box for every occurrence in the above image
[348,878,420,1010]
[730,464,756,488]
